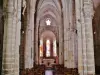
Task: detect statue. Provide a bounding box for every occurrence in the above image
[22,0,26,15]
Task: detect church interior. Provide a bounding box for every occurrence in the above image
[0,0,100,75]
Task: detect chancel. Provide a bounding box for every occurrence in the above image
[0,0,100,75]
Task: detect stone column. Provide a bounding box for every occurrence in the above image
[62,0,71,67]
[25,0,35,68]
[68,0,76,68]
[80,0,88,74]
[0,6,3,74]
[74,0,88,74]
[14,0,21,74]
[2,0,21,75]
[59,23,63,64]
[35,18,39,64]
[83,0,95,74]
[58,10,63,64]
[75,0,84,75]
[62,0,75,68]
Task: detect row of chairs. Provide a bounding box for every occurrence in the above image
[21,68,33,75]
[64,68,79,75]
[53,64,79,75]
[20,64,79,75]
[20,65,45,75]
[53,64,64,75]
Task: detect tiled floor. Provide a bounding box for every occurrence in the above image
[45,70,53,75]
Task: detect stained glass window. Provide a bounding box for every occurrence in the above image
[53,40,57,56]
[46,39,50,57]
[46,18,51,25]
[40,40,43,57]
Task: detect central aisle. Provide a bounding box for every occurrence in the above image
[45,70,53,75]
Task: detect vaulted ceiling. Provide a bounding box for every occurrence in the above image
[35,0,62,41]
[93,0,100,8]
[36,0,62,27]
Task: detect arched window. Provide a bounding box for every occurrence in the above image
[46,39,50,57]
[40,40,43,57]
[53,40,57,56]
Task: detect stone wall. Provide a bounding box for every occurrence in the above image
[93,5,100,74]
[0,0,3,8]
[20,7,27,70]
[0,6,3,75]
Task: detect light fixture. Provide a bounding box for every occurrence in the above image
[94,31,96,34]
[22,31,24,34]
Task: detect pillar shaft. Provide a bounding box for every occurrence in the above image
[83,0,95,74]
[68,0,76,68]
[25,0,35,68]
[62,0,70,67]
[59,25,63,64]
[81,4,88,75]
[80,0,88,74]
[75,0,84,75]
[14,0,21,74]
[2,0,21,75]
[75,0,95,75]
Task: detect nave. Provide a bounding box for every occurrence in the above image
[1,0,100,75]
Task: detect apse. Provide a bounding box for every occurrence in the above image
[39,30,57,58]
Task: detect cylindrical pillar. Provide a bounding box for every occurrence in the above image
[2,0,21,75]
[83,0,95,74]
[75,0,84,75]
[25,0,35,68]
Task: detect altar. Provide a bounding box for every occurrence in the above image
[40,58,55,67]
